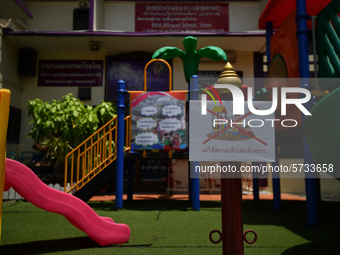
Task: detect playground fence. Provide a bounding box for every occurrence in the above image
[3,183,75,201]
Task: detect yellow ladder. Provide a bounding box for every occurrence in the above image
[64,115,131,193]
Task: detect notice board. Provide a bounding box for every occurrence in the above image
[135,3,229,32]
[130,91,187,151]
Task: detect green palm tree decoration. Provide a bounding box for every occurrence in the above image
[152,36,228,83]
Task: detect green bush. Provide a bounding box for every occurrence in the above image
[28,93,116,170]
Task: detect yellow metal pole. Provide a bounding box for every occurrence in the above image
[144,58,172,91]
[0,89,11,245]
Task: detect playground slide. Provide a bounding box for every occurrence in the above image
[303,86,340,180]
[4,158,130,246]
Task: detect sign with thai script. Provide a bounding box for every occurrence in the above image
[189,100,275,162]
[135,3,229,32]
[130,91,187,151]
[38,60,103,87]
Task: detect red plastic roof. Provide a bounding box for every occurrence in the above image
[258,0,332,29]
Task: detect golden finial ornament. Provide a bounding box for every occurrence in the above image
[216,62,242,88]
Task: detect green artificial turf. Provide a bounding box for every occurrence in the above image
[1,199,339,254]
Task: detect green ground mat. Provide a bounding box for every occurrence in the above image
[1,199,339,255]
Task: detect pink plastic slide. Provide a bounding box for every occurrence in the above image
[4,158,130,246]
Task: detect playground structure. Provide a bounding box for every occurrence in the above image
[258,0,340,231]
[303,0,340,180]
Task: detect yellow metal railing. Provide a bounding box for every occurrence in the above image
[64,115,131,193]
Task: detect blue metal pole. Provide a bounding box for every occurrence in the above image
[190,75,200,211]
[252,168,259,202]
[265,21,273,66]
[272,164,281,211]
[116,80,126,210]
[266,21,282,211]
[127,157,133,201]
[296,0,318,226]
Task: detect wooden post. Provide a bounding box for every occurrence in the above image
[221,163,244,255]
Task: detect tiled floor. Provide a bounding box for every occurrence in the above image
[90,192,306,202]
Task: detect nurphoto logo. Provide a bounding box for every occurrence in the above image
[201,84,312,117]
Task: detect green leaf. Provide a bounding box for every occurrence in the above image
[100,108,105,115]
[73,110,78,117]
[152,47,184,60]
[197,46,228,61]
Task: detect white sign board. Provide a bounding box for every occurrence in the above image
[189,101,275,162]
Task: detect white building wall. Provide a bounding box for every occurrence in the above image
[1,37,22,156]
[172,57,187,91]
[27,1,77,31]
[228,3,261,32]
[1,38,21,96]
[94,0,105,30]
[104,2,135,32]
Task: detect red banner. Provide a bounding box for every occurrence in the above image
[135,3,229,33]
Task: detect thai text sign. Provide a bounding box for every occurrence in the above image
[130,92,186,151]
[189,100,275,162]
[135,3,229,32]
[38,60,103,87]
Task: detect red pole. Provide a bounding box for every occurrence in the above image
[221,162,243,255]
